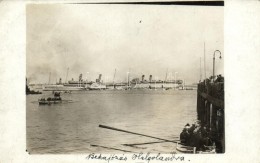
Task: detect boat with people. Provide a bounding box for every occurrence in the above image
[176,142,216,154]
[177,122,217,154]
[38,92,62,105]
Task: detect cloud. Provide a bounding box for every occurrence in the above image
[26,4,223,84]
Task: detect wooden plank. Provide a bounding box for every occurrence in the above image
[199,92,224,108]
[99,125,178,143]
[122,140,168,146]
[90,144,135,153]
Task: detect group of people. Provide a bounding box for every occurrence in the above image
[180,122,214,151]
[39,92,62,101]
[39,96,62,101]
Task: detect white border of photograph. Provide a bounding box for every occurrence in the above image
[0,0,259,162]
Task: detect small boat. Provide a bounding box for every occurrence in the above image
[38,92,62,105]
[38,99,62,105]
[176,142,216,154]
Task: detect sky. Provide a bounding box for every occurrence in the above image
[26,4,224,84]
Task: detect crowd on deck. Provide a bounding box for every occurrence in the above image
[201,74,224,84]
[180,122,214,151]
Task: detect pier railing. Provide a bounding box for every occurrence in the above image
[197,80,224,153]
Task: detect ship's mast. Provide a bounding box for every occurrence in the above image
[113,69,117,86]
[200,57,202,82]
[65,67,69,84]
[164,68,168,82]
[48,72,51,84]
[204,42,206,80]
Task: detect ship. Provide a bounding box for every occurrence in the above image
[87,83,106,90]
[26,78,42,95]
[130,75,183,89]
[85,74,106,90]
[42,74,86,91]
[42,84,85,91]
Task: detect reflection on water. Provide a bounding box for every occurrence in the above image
[26,89,197,154]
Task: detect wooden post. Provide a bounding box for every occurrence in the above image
[197,82,224,153]
[193,147,196,154]
[211,105,218,131]
[206,101,211,127]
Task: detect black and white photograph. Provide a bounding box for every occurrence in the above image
[3,0,260,162]
[25,1,224,155]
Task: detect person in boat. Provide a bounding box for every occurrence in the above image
[188,124,196,135]
[54,92,61,97]
[196,125,214,150]
[54,97,61,101]
[179,123,195,146]
[201,125,214,147]
[185,123,190,128]
[180,128,190,145]
[200,125,209,137]
[215,74,224,83]
[180,122,216,152]
[189,128,204,150]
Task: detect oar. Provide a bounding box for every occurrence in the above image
[99,124,178,143]
[90,144,135,153]
[123,140,169,146]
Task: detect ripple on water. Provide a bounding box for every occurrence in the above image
[27,90,197,153]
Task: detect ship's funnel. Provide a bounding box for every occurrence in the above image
[79,74,83,82]
[141,75,145,82]
[96,74,102,83]
[59,78,62,84]
[149,75,152,82]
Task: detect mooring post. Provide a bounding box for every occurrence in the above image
[206,101,211,127]
[211,105,218,130]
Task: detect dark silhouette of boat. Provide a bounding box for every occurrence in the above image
[176,142,216,154]
[26,78,42,95]
[38,92,62,105]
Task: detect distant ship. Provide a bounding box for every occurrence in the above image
[40,73,184,91]
[42,73,105,91]
[42,73,86,91]
[87,82,106,90]
[26,78,42,95]
[42,84,85,91]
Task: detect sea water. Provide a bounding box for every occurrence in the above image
[26,89,197,154]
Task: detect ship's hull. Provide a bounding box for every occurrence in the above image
[42,84,84,91]
[87,83,106,90]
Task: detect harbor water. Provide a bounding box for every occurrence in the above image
[26,89,197,154]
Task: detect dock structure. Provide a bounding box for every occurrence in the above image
[197,79,224,153]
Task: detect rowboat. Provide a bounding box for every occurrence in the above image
[38,92,62,105]
[38,99,62,105]
[176,142,216,154]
